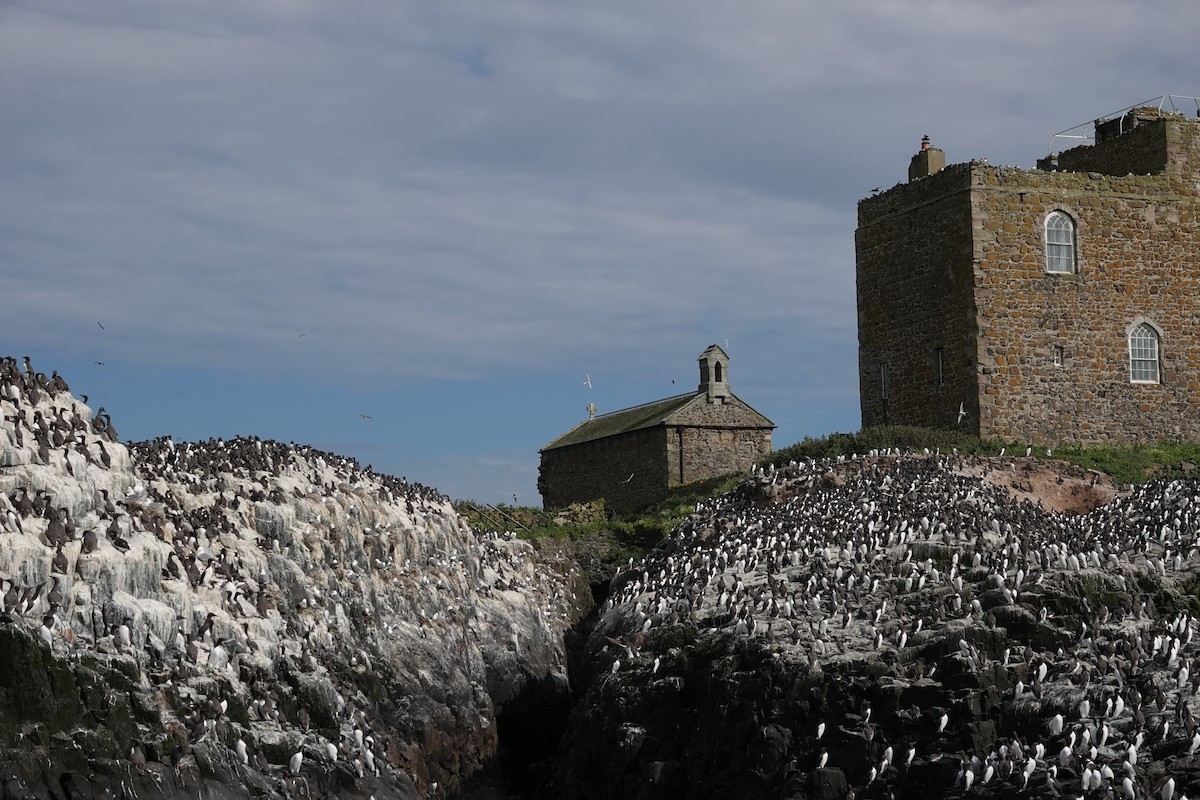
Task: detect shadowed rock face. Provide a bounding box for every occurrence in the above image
[0,356,589,799]
[543,454,1200,800]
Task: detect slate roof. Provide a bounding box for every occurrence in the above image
[540,392,700,451]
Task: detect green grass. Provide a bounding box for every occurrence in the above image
[455,473,744,568]
[1049,440,1200,485]
[762,425,1003,465]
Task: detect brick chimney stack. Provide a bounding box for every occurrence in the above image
[909,135,945,181]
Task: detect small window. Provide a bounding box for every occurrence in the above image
[1045,211,1076,274]
[880,364,889,399]
[1053,345,1063,367]
[1129,323,1161,383]
[935,348,945,387]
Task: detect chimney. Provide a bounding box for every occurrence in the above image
[908,134,945,181]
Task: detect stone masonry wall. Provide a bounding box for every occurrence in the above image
[971,158,1200,443]
[667,396,773,486]
[1054,108,1200,192]
[1057,113,1172,177]
[538,427,667,513]
[670,427,772,486]
[858,112,1200,444]
[856,163,981,430]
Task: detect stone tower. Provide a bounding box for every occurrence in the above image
[856,105,1200,443]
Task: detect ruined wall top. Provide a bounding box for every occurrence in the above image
[1046,107,1200,185]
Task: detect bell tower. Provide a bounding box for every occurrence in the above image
[697,344,730,404]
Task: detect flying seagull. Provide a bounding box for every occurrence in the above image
[358,414,372,420]
[583,373,592,389]
[957,402,967,424]
[97,322,105,330]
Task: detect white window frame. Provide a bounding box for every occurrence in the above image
[1045,211,1076,274]
[1053,345,1063,367]
[1128,321,1162,384]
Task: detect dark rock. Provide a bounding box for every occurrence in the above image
[809,767,848,800]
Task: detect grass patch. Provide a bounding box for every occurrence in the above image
[762,425,1004,465]
[455,473,744,567]
[1050,440,1200,485]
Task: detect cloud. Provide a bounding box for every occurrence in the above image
[1,0,1196,502]
[3,0,862,387]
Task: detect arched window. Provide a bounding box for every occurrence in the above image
[1129,322,1161,383]
[1045,211,1076,274]
[714,362,723,383]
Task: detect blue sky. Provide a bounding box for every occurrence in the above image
[3,1,1197,504]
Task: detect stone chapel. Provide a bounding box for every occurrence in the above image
[538,346,774,512]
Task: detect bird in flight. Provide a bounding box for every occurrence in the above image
[97,322,105,330]
[583,373,592,389]
[957,402,967,424]
[358,414,372,420]
[620,472,634,484]
[94,361,105,366]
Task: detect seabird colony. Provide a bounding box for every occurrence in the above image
[0,355,579,796]
[592,453,1200,799]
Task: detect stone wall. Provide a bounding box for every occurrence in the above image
[1053,107,1200,191]
[1057,111,1172,177]
[539,396,773,512]
[856,164,980,430]
[670,427,772,486]
[538,427,667,512]
[971,157,1200,443]
[667,397,773,485]
[857,111,1200,444]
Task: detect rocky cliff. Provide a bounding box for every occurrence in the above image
[0,356,587,799]
[11,352,1200,800]
[547,454,1200,800]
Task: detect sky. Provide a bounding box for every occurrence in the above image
[2,1,1197,505]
